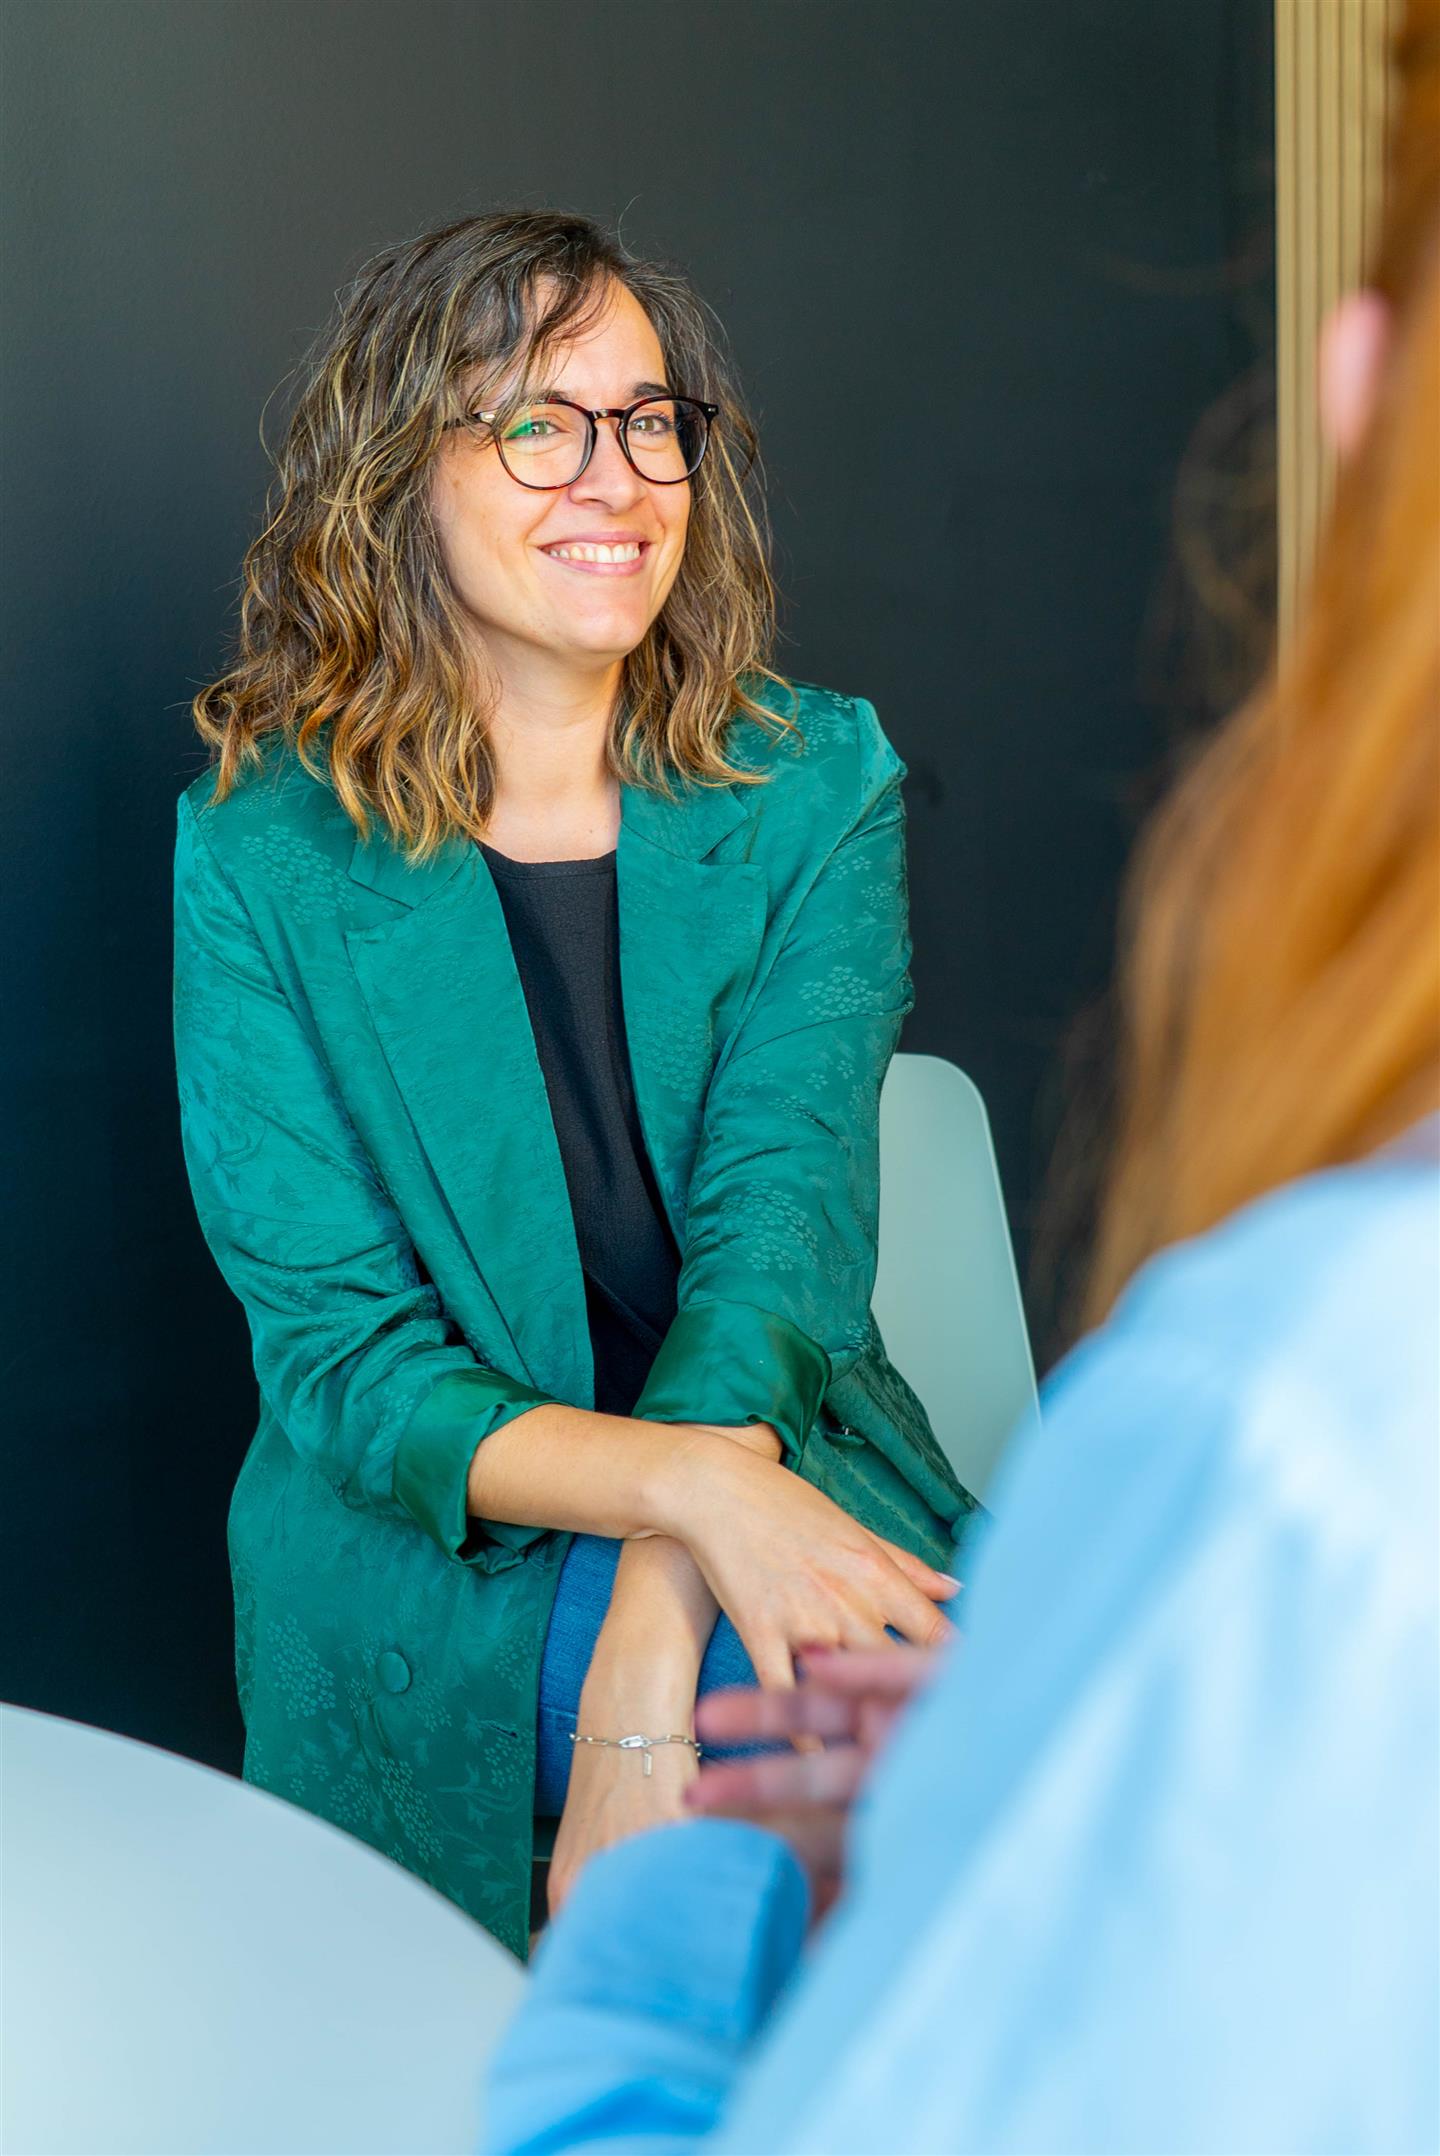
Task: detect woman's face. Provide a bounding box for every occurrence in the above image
[430,280,692,685]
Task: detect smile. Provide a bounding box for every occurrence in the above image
[540,541,649,574]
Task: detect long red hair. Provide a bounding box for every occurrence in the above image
[1088,0,1440,1320]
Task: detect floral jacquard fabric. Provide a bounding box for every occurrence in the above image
[172,680,978,1960]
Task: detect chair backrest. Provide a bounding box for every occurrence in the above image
[874,1053,1039,1500]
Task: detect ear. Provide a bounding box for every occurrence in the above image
[1318,290,1393,458]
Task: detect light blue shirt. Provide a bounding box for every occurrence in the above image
[486,1142,1440,2154]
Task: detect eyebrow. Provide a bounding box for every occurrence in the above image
[539,378,671,402]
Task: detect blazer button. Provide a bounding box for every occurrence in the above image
[375,1650,412,1695]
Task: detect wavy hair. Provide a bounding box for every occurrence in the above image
[192,210,793,856]
[1086,0,1440,1320]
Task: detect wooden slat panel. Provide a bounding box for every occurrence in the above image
[1275,0,1395,641]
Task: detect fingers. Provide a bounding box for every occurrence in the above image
[871,1534,963,1603]
[795,1643,943,1698]
[727,1640,818,1758]
[863,1536,961,1643]
[856,1695,911,1754]
[688,1744,868,1818]
[696,1641,946,1748]
[747,1634,799,1694]
[882,1577,959,1648]
[696,1680,858,1747]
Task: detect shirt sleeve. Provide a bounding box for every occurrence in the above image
[174,793,556,1566]
[634,698,912,1461]
[483,1191,1440,2153]
[482,1822,809,2155]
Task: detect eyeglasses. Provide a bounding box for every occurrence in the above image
[444,394,719,489]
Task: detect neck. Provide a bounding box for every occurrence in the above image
[482,643,625,857]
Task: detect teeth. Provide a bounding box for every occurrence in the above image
[544,542,642,564]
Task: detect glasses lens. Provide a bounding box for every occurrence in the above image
[493,402,590,486]
[624,398,709,481]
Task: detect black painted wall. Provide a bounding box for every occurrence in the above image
[2,0,1272,1770]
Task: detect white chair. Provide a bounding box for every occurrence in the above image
[875,1053,1039,1500]
[0,1703,525,2155]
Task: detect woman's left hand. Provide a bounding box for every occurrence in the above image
[543,1501,769,1924]
[548,1722,698,1919]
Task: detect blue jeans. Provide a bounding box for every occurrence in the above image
[535,1531,760,1817]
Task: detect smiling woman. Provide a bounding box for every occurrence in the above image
[192,213,783,859]
[176,210,975,1958]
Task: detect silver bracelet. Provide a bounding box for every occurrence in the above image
[569,1730,702,1778]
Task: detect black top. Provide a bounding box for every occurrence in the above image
[480,843,681,1417]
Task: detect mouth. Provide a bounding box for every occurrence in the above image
[538,539,652,577]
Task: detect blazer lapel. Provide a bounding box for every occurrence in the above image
[343,828,591,1404]
[618,779,767,1242]
[340,771,768,1408]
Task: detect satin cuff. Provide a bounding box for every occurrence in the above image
[633,1298,831,1463]
[393,1366,557,1567]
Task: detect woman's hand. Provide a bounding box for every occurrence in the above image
[655,1433,960,1691]
[548,1723,699,1920]
[685,1644,945,1920]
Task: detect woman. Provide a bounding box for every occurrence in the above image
[174,211,972,1959]
[488,4,1440,2146]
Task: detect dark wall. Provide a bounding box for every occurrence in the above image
[1,0,1272,1770]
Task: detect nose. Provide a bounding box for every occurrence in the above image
[568,415,647,510]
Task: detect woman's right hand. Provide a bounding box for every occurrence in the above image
[655,1428,960,1690]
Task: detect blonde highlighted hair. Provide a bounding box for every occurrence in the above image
[192,210,792,855]
[1087,0,1440,1319]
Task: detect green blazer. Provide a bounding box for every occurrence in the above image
[173,678,975,1958]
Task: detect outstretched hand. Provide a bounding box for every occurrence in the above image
[685,1643,948,1921]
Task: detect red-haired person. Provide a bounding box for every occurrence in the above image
[487,5,1440,2148]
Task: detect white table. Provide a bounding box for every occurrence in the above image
[1,1703,526,2155]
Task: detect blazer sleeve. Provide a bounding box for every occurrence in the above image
[173,792,555,1567]
[633,698,911,1462]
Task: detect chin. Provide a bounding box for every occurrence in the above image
[563,616,657,663]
